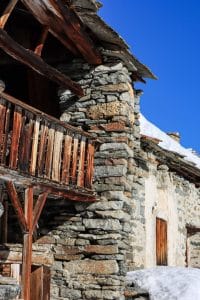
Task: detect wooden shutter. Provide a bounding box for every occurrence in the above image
[30,265,50,300]
[156,218,168,265]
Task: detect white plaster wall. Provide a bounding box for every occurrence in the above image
[143,166,200,268]
[144,169,179,267]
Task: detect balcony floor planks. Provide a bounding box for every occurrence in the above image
[0,166,96,202]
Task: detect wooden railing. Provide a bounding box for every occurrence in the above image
[0,92,95,191]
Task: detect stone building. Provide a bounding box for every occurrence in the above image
[0,1,199,300]
[127,115,200,271]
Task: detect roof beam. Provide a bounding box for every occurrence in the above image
[0,29,84,96]
[21,0,102,65]
[34,26,49,56]
[53,0,102,64]
[0,0,19,29]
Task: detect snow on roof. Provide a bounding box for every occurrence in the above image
[140,114,200,169]
[126,267,200,300]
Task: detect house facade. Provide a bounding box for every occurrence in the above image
[127,116,200,270]
[0,1,199,300]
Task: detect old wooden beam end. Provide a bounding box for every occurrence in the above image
[0,0,19,29]
[0,29,84,97]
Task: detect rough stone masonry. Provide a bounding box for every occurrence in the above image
[39,56,139,300]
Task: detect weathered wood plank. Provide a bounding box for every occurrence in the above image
[6,181,28,232]
[19,115,34,172]
[85,142,95,188]
[43,266,51,300]
[52,128,63,182]
[1,92,94,139]
[77,137,86,187]
[61,134,72,184]
[22,187,33,300]
[30,266,43,300]
[34,26,49,57]
[71,135,79,184]
[0,166,95,199]
[156,218,167,266]
[1,103,11,165]
[0,98,7,163]
[9,106,23,169]
[30,116,40,176]
[0,29,84,96]
[45,126,55,179]
[32,192,48,233]
[37,122,48,177]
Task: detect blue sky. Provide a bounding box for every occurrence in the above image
[99,1,200,152]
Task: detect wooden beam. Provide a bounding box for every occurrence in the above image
[0,29,84,97]
[21,0,102,65]
[34,26,49,57]
[0,0,19,29]
[6,181,28,232]
[0,166,96,201]
[9,106,23,169]
[32,192,48,233]
[22,187,33,300]
[52,0,102,64]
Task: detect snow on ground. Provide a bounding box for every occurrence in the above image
[126,267,200,300]
[140,114,200,169]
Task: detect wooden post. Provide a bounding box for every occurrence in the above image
[22,187,33,300]
[34,26,49,57]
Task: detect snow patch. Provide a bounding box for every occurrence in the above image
[126,267,200,300]
[140,114,200,169]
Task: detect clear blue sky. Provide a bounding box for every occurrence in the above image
[99,1,200,152]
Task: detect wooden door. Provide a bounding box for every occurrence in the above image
[156,218,168,265]
[30,265,50,300]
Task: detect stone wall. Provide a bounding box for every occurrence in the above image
[188,233,200,268]
[48,57,139,299]
[128,144,200,269]
[0,276,20,300]
[0,56,142,299]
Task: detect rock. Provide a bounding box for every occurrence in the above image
[95,165,127,178]
[83,289,122,299]
[95,65,111,72]
[60,288,81,299]
[86,102,121,119]
[0,276,20,300]
[95,210,131,221]
[100,143,133,157]
[87,200,123,211]
[78,234,121,240]
[63,260,119,275]
[83,219,122,231]
[100,122,127,132]
[96,83,130,93]
[83,245,118,255]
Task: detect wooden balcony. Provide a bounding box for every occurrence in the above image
[0,92,96,201]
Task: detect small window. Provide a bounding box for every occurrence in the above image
[156,217,168,265]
